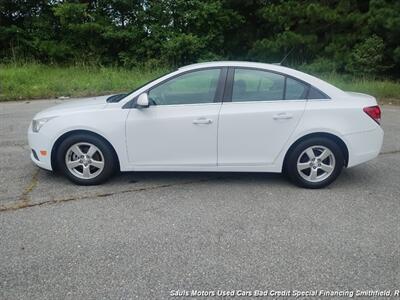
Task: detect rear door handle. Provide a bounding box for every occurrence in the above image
[193,118,213,125]
[273,113,293,120]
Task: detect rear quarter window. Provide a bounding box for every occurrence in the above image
[285,77,308,100]
[308,86,330,99]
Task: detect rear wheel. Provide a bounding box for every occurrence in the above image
[285,137,344,189]
[56,134,116,185]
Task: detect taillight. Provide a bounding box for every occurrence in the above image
[363,105,381,125]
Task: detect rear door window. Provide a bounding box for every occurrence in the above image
[231,68,285,102]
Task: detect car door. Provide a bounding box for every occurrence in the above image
[218,67,307,166]
[126,68,225,167]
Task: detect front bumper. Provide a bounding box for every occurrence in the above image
[28,126,53,171]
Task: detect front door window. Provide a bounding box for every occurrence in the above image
[148,69,221,105]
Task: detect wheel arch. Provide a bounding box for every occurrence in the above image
[283,132,349,171]
[51,129,120,172]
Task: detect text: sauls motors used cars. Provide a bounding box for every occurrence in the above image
[28,61,383,188]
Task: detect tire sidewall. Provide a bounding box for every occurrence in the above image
[286,137,344,189]
[56,134,116,185]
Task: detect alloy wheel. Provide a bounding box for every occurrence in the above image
[296,145,336,183]
[65,142,105,179]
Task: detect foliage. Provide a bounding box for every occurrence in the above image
[346,35,387,76]
[0,0,400,77]
[298,58,339,75]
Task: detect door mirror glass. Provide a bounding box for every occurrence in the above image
[136,93,149,108]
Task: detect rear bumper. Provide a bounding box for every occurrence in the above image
[345,127,384,168]
[28,126,53,171]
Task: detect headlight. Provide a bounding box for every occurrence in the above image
[32,117,56,133]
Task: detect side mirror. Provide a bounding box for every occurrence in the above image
[136,93,149,108]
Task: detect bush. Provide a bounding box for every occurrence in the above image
[298,58,338,75]
[346,35,385,77]
[162,34,205,67]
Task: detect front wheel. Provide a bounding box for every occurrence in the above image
[56,134,117,185]
[285,137,344,189]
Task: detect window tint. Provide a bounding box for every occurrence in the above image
[232,69,285,101]
[148,69,220,105]
[285,77,308,100]
[308,86,329,99]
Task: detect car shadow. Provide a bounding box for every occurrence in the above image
[112,170,286,185]
[38,165,376,190]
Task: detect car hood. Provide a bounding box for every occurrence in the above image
[34,95,110,119]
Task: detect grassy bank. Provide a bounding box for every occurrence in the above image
[0,63,168,101]
[320,73,400,104]
[0,63,399,103]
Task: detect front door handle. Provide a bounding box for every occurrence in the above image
[193,118,213,125]
[273,113,293,120]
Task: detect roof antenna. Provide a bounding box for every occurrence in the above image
[273,47,295,66]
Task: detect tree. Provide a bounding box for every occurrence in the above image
[0,0,399,77]
[346,35,386,76]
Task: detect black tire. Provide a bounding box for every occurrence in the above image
[56,134,117,185]
[284,137,344,189]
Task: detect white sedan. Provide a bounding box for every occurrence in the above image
[28,61,383,188]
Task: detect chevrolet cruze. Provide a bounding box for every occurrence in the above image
[28,61,383,188]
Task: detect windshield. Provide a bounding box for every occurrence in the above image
[106,70,172,103]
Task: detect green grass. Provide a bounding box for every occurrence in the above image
[0,63,399,103]
[0,63,168,101]
[321,73,400,104]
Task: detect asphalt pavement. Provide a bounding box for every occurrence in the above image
[0,99,399,299]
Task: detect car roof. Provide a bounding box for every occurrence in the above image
[179,61,276,69]
[179,61,345,97]
[179,61,306,75]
